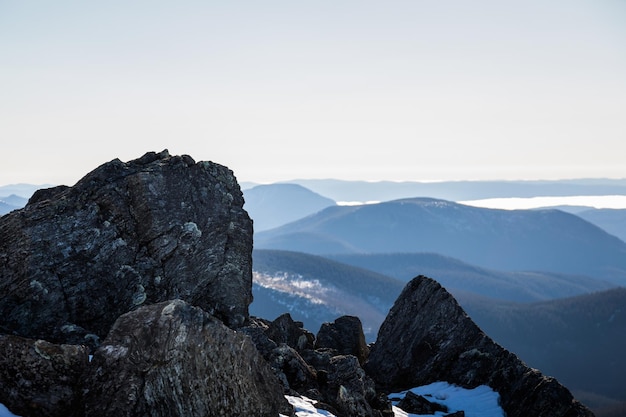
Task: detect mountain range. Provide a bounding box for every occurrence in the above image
[244,178,626,203]
[255,197,626,285]
[242,183,335,232]
[327,252,615,302]
[4,178,626,413]
[249,249,626,411]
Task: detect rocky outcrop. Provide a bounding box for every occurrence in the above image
[0,150,253,349]
[315,315,370,365]
[266,312,315,352]
[242,313,390,417]
[395,391,448,415]
[0,151,596,417]
[365,276,595,417]
[0,334,89,417]
[83,299,292,417]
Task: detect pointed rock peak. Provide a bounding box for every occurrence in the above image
[365,275,594,417]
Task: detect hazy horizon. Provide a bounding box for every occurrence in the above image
[2,1,625,186]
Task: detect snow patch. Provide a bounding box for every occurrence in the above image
[254,272,331,305]
[390,382,505,417]
[283,395,337,416]
[0,404,19,417]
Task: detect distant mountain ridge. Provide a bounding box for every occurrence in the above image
[577,208,626,243]
[284,178,626,202]
[256,197,626,285]
[0,184,50,215]
[249,249,626,409]
[328,252,616,302]
[250,249,403,339]
[243,183,336,232]
[459,287,626,408]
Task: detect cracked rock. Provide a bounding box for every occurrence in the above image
[0,150,253,348]
[83,299,292,417]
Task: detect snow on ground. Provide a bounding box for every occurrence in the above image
[1,382,504,417]
[390,382,505,417]
[282,395,336,417]
[0,404,18,417]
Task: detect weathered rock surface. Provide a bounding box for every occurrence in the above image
[269,344,318,395]
[83,299,292,417]
[315,315,370,365]
[0,150,253,348]
[266,312,315,352]
[395,391,448,415]
[323,355,379,417]
[243,314,390,417]
[0,334,89,417]
[365,276,595,417]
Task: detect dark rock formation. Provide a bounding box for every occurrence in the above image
[396,391,448,414]
[243,315,390,417]
[0,334,89,417]
[266,312,315,352]
[323,355,379,417]
[316,315,370,365]
[0,150,253,348]
[269,344,318,395]
[365,276,595,417]
[83,299,292,417]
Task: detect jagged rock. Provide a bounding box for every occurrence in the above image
[266,312,315,351]
[396,391,448,414]
[0,150,253,348]
[323,355,379,417]
[83,299,292,417]
[316,315,370,364]
[269,344,319,395]
[365,276,595,417]
[240,317,278,358]
[242,316,319,397]
[300,348,335,373]
[0,334,89,417]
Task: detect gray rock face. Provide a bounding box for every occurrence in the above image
[365,276,595,417]
[243,315,390,417]
[315,315,370,365]
[83,299,292,417]
[0,150,253,348]
[324,355,378,417]
[266,313,315,352]
[0,334,89,417]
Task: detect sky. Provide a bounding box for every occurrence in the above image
[1,1,625,186]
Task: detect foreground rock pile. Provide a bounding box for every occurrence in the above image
[0,151,595,416]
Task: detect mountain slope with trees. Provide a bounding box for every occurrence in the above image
[255,198,626,284]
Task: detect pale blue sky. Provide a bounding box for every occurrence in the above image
[1,1,625,186]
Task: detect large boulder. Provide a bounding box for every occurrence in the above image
[315,315,370,365]
[0,334,89,417]
[83,299,292,417]
[0,150,253,348]
[365,276,595,417]
[323,355,379,417]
